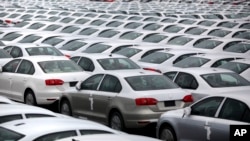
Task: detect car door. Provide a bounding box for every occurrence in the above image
[179,96,224,141]
[11,59,35,101]
[209,98,250,141]
[71,74,104,119]
[0,59,21,99]
[92,74,121,122]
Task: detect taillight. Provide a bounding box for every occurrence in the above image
[143,68,161,73]
[183,95,193,102]
[65,54,70,58]
[45,79,64,85]
[135,98,158,106]
[5,19,12,24]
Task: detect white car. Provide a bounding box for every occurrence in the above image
[163,67,250,101]
[57,134,161,141]
[0,117,124,141]
[0,56,90,105]
[70,53,142,73]
[3,43,65,58]
[0,104,69,124]
[137,49,204,73]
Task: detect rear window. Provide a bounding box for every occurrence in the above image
[218,62,250,74]
[202,73,250,88]
[38,60,83,73]
[98,58,141,70]
[125,75,178,91]
[139,52,174,64]
[174,57,210,68]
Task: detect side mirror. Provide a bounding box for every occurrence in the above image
[75,81,82,91]
[182,107,191,118]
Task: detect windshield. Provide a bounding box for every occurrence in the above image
[98,58,141,70]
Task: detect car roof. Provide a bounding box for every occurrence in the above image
[16,55,69,62]
[96,70,161,78]
[164,67,234,75]
[0,104,57,116]
[0,117,118,135]
[5,43,53,48]
[190,53,243,59]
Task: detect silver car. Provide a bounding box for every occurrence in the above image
[156,92,250,141]
[59,70,193,131]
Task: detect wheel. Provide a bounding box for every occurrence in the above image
[24,90,37,106]
[109,111,125,131]
[160,126,176,141]
[60,100,72,116]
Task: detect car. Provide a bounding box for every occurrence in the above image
[163,67,250,101]
[218,58,250,81]
[0,104,69,124]
[0,48,12,66]
[57,134,161,141]
[0,56,90,105]
[0,117,123,141]
[173,53,245,68]
[59,70,193,131]
[3,43,65,58]
[136,49,204,73]
[70,53,142,73]
[156,92,250,141]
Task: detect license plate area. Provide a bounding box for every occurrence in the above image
[164,101,175,107]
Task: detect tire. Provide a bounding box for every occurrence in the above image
[160,126,177,141]
[24,90,37,106]
[60,100,72,116]
[109,111,125,131]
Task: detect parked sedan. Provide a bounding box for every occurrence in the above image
[157,92,250,141]
[3,43,65,58]
[60,70,193,131]
[70,53,142,72]
[163,67,250,101]
[0,117,123,141]
[0,56,90,105]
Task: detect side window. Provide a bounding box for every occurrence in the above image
[70,56,80,63]
[10,47,23,58]
[34,131,77,141]
[163,71,177,80]
[81,74,104,90]
[78,57,94,72]
[0,115,23,124]
[16,60,35,75]
[174,72,198,89]
[3,59,21,73]
[99,75,122,93]
[191,97,224,117]
[80,130,112,135]
[218,98,250,122]
[3,46,13,53]
[25,114,55,118]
